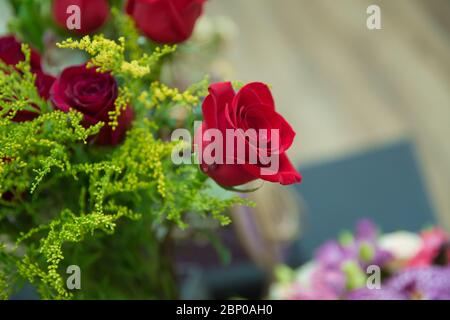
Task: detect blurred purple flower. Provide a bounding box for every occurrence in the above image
[282,267,347,300]
[355,219,392,266]
[348,266,450,300]
[311,266,347,298]
[347,288,408,300]
[388,266,450,300]
[355,219,378,242]
[315,240,352,269]
[315,219,393,271]
[371,247,393,268]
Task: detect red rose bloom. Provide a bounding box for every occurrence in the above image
[0,36,55,122]
[50,64,133,145]
[126,0,205,44]
[195,82,302,187]
[0,35,41,70]
[52,0,110,35]
[34,70,56,100]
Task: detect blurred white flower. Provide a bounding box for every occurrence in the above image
[193,16,215,42]
[193,15,238,45]
[379,231,422,261]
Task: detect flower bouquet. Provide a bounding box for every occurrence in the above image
[0,0,301,299]
[270,220,450,300]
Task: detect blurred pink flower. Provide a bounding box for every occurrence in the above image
[408,228,448,267]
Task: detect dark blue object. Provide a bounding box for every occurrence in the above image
[290,140,435,265]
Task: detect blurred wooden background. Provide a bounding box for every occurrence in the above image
[206,0,450,229]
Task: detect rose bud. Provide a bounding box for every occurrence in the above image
[50,64,133,145]
[0,36,56,122]
[126,0,206,44]
[52,0,110,35]
[195,82,302,187]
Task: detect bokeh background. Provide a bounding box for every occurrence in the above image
[1,0,449,299]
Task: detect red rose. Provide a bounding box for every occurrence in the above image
[50,64,134,145]
[195,82,302,187]
[0,36,41,70]
[0,36,56,122]
[126,0,205,44]
[52,0,110,35]
[34,70,56,100]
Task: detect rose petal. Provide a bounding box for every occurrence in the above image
[203,82,235,131]
[244,152,302,185]
[126,0,205,44]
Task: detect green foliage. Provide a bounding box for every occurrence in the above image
[0,13,252,299]
[0,44,48,118]
[7,0,53,51]
[0,244,18,299]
